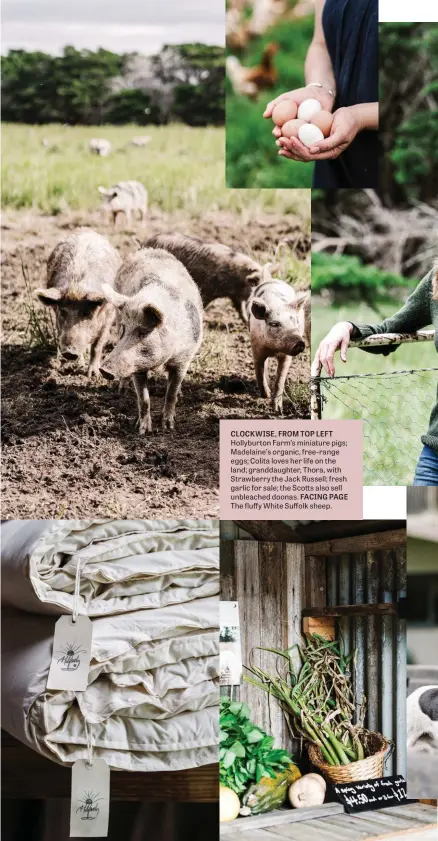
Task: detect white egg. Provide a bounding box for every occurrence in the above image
[298,123,324,148]
[297,98,322,121]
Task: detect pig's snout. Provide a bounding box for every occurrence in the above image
[61,347,79,361]
[99,366,115,381]
[290,339,305,356]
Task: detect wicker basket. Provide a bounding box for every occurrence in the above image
[307,731,388,783]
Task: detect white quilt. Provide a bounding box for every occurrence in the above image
[1,519,219,771]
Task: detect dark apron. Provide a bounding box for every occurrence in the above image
[313,0,379,188]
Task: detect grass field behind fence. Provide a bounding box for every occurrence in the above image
[226,12,315,188]
[312,300,438,485]
[1,123,310,224]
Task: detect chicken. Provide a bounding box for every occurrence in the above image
[247,0,287,37]
[226,42,279,99]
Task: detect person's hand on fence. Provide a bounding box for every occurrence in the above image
[315,322,354,377]
[263,86,334,120]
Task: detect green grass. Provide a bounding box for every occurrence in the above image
[312,299,438,485]
[226,11,315,188]
[1,123,312,221]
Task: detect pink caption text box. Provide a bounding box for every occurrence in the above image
[220,419,363,520]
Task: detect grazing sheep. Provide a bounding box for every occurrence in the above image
[131,136,152,147]
[89,138,112,157]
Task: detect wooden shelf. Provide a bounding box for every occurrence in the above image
[1,732,218,801]
[302,603,398,618]
[231,520,406,547]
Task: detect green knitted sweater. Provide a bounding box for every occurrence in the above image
[349,269,438,455]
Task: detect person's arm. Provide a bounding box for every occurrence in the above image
[263,0,334,123]
[304,0,336,102]
[315,272,433,377]
[350,272,433,337]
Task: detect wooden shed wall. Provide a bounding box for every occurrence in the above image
[220,538,407,776]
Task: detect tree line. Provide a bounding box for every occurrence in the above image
[380,22,438,205]
[1,44,225,126]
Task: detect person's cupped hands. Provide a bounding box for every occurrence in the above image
[277,106,360,162]
[264,86,334,140]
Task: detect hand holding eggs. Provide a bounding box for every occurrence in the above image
[310,110,334,138]
[297,98,322,121]
[281,119,306,138]
[271,96,334,151]
[298,123,324,147]
[272,100,298,126]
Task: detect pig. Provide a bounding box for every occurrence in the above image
[407,686,438,752]
[248,268,310,413]
[131,136,152,147]
[98,181,148,226]
[143,232,269,322]
[99,248,203,433]
[35,230,121,377]
[89,138,112,156]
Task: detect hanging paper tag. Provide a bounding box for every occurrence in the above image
[220,601,242,686]
[70,758,110,837]
[47,615,92,691]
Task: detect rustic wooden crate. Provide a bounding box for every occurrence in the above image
[220,803,438,841]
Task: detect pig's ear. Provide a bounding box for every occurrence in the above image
[101,284,127,307]
[267,261,281,277]
[294,291,309,309]
[261,263,273,283]
[143,304,163,328]
[251,298,268,320]
[35,287,62,306]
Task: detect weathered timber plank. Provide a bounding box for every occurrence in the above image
[235,539,263,731]
[304,530,406,556]
[301,603,398,617]
[220,540,237,600]
[233,522,405,547]
[1,732,218,800]
[376,806,438,823]
[271,817,356,840]
[220,804,345,835]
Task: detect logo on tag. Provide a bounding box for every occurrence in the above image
[70,758,110,837]
[56,641,87,672]
[47,615,93,692]
[76,790,103,821]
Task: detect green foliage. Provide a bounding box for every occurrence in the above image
[380,23,438,203]
[1,44,225,127]
[219,698,292,795]
[106,90,160,125]
[1,47,125,124]
[312,252,410,308]
[220,626,237,642]
[226,14,314,187]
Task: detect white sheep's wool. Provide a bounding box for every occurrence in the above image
[1,519,219,771]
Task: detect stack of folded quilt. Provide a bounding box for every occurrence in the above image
[1,519,219,771]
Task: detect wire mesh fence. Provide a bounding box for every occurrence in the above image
[311,332,438,486]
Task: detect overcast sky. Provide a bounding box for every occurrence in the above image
[1,0,224,54]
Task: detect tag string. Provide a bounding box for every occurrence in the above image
[72,558,82,624]
[85,719,94,768]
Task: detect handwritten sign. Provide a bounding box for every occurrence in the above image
[332,775,414,814]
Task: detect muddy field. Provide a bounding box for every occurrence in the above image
[1,209,310,518]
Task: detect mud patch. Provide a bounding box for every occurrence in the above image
[1,210,310,518]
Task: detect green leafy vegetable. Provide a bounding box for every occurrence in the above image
[219,697,293,794]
